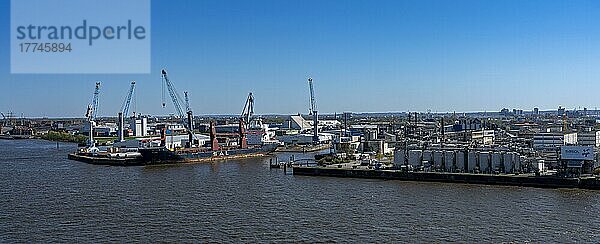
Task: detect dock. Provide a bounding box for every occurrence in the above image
[292,166,600,190]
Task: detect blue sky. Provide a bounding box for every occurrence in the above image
[1,0,600,117]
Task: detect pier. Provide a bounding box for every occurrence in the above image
[292,166,600,190]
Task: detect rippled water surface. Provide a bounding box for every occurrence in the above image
[1,139,600,242]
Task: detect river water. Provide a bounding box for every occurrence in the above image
[1,139,599,242]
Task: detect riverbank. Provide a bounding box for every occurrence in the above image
[39,131,87,144]
[293,166,600,190]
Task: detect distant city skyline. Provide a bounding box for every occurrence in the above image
[2,0,600,117]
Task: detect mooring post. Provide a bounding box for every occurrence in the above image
[283,163,287,174]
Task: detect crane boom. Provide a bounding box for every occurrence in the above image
[307,78,319,144]
[121,81,136,117]
[161,69,186,124]
[240,92,254,127]
[308,78,317,115]
[91,82,101,120]
[184,91,191,113]
[161,69,197,147]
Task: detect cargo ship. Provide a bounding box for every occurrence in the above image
[69,119,279,166]
[69,71,280,166]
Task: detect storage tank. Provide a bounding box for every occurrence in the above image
[503,153,514,173]
[516,155,524,172]
[479,152,490,172]
[394,150,405,165]
[422,150,433,167]
[492,152,503,171]
[444,151,455,171]
[433,150,444,169]
[468,151,478,172]
[408,150,422,168]
[455,151,466,171]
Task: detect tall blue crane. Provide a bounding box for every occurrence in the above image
[117,81,135,142]
[121,81,136,117]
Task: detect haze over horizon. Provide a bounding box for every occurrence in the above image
[2,0,600,117]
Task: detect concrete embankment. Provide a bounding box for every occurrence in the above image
[293,167,600,190]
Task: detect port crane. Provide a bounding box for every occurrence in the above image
[307,78,319,144]
[117,81,136,142]
[84,82,101,152]
[161,69,196,148]
[240,92,254,128]
[184,91,191,113]
[121,81,136,118]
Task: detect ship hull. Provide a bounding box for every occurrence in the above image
[138,143,279,165]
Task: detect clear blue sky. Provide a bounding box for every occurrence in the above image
[1,0,600,117]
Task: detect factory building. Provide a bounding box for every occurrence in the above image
[533,132,577,149]
[130,117,148,137]
[278,133,333,145]
[284,115,312,131]
[559,145,595,176]
[576,131,600,147]
[471,130,494,145]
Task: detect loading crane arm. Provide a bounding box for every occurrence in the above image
[240,92,254,127]
[161,69,197,146]
[91,82,100,121]
[120,81,136,117]
[307,78,319,144]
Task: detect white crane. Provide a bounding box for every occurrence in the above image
[85,82,100,152]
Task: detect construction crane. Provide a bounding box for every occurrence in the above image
[240,92,254,128]
[117,81,136,142]
[84,82,100,152]
[307,78,319,144]
[161,69,196,148]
